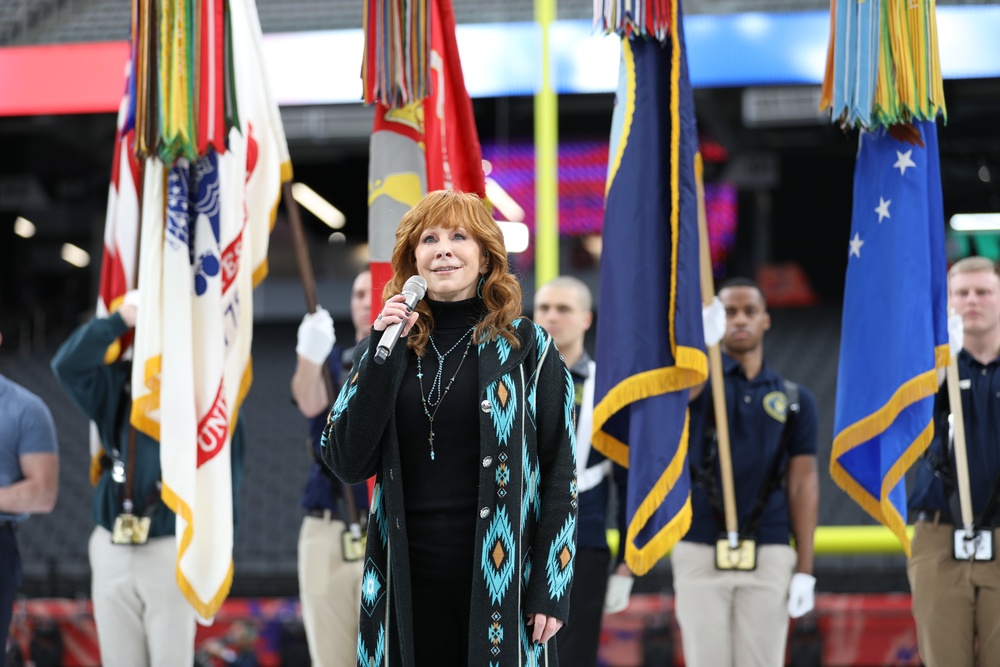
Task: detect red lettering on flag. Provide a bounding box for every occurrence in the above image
[221,233,242,294]
[197,386,229,467]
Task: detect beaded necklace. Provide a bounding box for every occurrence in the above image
[416,326,476,461]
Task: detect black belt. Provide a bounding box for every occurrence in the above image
[305,508,337,520]
[915,509,953,524]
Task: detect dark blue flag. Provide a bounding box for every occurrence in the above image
[832,121,949,554]
[592,8,707,575]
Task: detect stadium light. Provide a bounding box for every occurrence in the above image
[61,243,90,268]
[14,216,36,238]
[291,182,346,229]
[949,213,1000,231]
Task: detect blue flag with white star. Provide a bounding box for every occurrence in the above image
[832,121,949,554]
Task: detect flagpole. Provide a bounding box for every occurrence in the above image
[283,181,364,529]
[283,181,334,399]
[695,155,739,548]
[534,0,558,288]
[945,352,975,534]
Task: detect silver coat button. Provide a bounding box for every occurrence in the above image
[482,456,493,468]
[480,507,491,519]
[389,468,394,480]
[395,517,400,528]
[481,400,492,413]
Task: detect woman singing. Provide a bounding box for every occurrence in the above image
[322,190,578,666]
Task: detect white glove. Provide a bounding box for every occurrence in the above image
[117,289,141,328]
[948,310,964,359]
[702,296,726,348]
[296,306,336,365]
[603,573,634,614]
[122,289,141,310]
[787,572,816,618]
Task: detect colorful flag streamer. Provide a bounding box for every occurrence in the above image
[821,0,946,129]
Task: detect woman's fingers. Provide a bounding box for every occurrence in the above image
[401,311,420,337]
[540,616,563,644]
[528,613,563,645]
[373,294,415,331]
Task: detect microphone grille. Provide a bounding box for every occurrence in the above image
[403,275,428,298]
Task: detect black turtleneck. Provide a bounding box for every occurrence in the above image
[397,297,483,581]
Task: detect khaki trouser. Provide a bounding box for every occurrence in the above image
[298,513,364,667]
[907,520,1000,667]
[671,540,797,667]
[89,526,196,667]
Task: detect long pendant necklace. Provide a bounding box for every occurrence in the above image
[417,326,475,461]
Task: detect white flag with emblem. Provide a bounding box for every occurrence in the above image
[134,0,290,622]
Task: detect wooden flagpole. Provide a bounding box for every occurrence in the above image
[695,154,740,548]
[283,182,362,528]
[283,180,340,411]
[945,336,975,534]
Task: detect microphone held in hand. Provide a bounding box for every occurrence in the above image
[374,275,427,365]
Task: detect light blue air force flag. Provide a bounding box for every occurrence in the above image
[832,120,949,554]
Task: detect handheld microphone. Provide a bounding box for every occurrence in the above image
[374,275,427,365]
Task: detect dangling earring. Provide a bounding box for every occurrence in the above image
[477,274,486,299]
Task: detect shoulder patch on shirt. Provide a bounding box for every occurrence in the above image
[763,391,788,423]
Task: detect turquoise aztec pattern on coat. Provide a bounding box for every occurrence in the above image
[356,625,385,667]
[481,505,516,605]
[521,444,539,531]
[487,374,517,446]
[328,349,366,424]
[546,514,576,601]
[360,558,386,617]
[369,482,387,547]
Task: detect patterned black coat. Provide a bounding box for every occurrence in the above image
[322,318,578,666]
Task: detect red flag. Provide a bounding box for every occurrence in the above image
[366,0,486,308]
[423,0,485,196]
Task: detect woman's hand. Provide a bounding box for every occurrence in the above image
[526,612,563,645]
[373,294,420,335]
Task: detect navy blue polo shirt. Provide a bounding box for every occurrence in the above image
[908,349,1000,521]
[300,345,368,515]
[570,354,628,554]
[683,354,818,545]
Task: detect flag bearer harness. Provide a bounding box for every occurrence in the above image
[106,365,159,544]
[923,389,1000,561]
[690,380,799,570]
